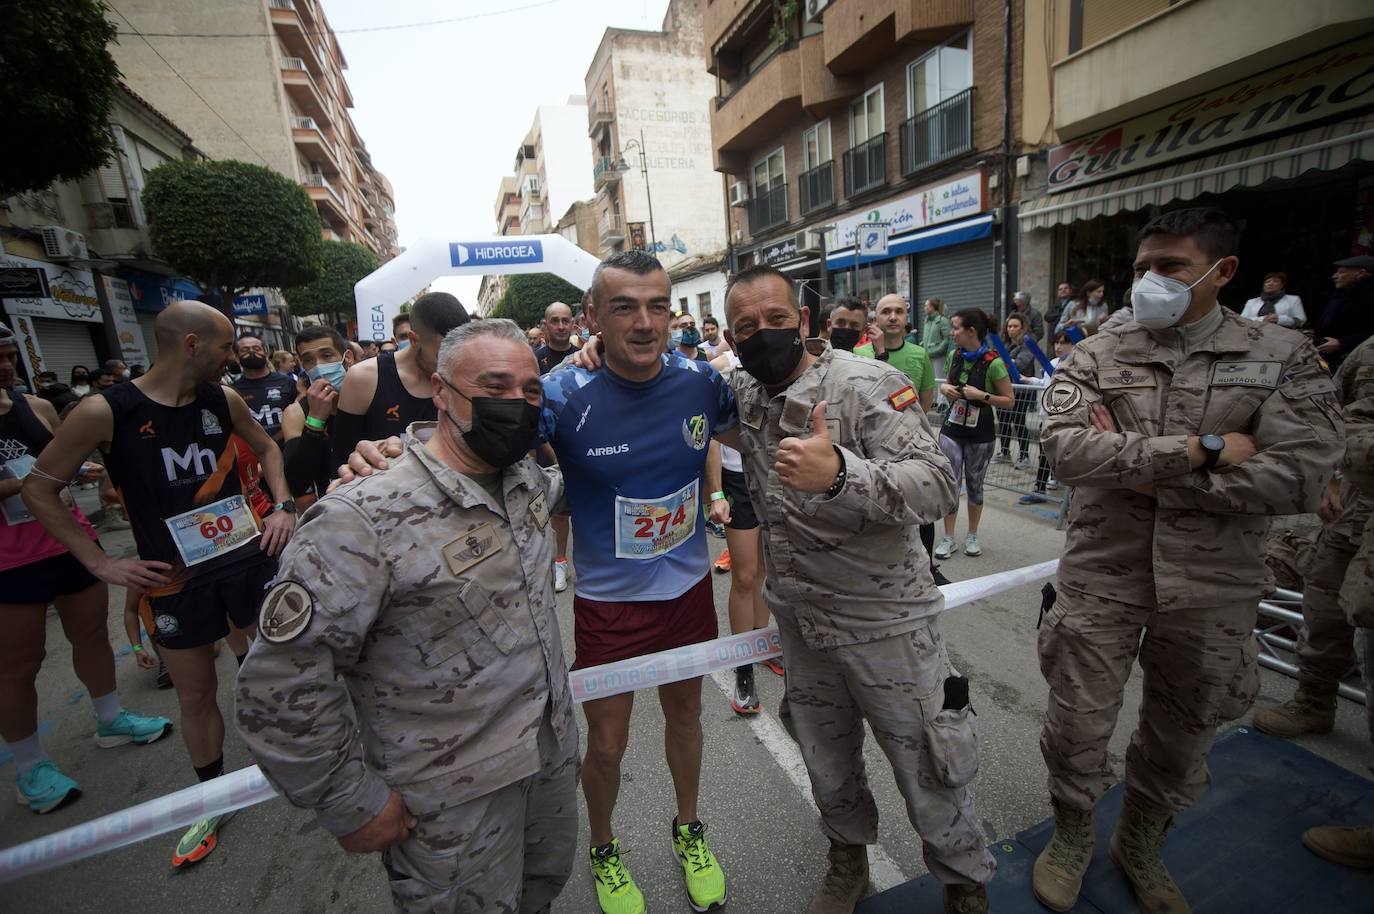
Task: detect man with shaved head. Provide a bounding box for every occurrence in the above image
[24,300,297,870]
[535,300,579,374]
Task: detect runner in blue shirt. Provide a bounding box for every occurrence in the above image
[543,251,737,914]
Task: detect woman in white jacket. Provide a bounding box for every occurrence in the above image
[1241,271,1306,328]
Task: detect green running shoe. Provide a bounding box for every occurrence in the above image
[95,709,172,748]
[589,838,645,914]
[172,813,230,869]
[15,760,81,814]
[672,819,726,912]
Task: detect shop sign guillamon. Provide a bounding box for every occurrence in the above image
[1047,35,1374,193]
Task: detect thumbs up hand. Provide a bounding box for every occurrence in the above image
[775,401,843,493]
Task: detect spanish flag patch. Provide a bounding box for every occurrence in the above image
[888,385,916,411]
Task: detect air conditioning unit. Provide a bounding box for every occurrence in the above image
[800,230,824,252]
[729,182,750,207]
[41,226,89,261]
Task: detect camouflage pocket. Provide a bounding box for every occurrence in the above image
[922,703,981,789]
[1215,634,1260,723]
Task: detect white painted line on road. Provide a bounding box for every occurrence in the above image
[708,671,908,893]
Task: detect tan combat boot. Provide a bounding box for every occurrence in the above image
[1032,801,1094,912]
[942,883,989,914]
[1109,793,1191,914]
[1302,825,1374,869]
[805,842,869,914]
[1252,689,1336,738]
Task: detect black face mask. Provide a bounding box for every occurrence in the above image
[736,326,803,386]
[829,327,861,352]
[239,354,267,370]
[441,379,541,469]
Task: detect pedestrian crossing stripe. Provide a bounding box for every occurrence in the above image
[889,385,916,411]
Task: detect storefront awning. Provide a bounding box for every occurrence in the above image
[1019,113,1374,232]
[825,214,994,267]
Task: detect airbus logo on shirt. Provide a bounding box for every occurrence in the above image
[586,443,630,457]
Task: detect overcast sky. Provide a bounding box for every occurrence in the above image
[326,0,673,308]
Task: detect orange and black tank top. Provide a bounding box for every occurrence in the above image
[101,381,261,591]
[366,350,435,438]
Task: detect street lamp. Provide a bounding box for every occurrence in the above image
[613,129,657,252]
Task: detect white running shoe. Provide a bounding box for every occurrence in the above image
[964,533,982,557]
[554,559,569,593]
[934,536,957,560]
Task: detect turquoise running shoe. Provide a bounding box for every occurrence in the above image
[15,760,81,814]
[96,709,172,748]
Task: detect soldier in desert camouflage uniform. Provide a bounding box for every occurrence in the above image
[722,265,995,914]
[236,320,578,914]
[1254,335,1374,742]
[1035,209,1343,914]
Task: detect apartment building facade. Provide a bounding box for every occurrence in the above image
[0,85,285,385]
[1017,0,1374,315]
[706,0,1028,325]
[587,0,729,271]
[107,0,399,261]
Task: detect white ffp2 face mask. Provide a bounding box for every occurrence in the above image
[1131,260,1222,330]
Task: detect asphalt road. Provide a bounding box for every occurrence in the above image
[2,487,1370,913]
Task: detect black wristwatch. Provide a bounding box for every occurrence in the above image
[1199,434,1225,470]
[274,498,298,514]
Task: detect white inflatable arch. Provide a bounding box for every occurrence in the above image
[354,235,601,343]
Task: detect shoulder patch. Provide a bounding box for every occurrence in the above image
[1045,381,1084,415]
[1356,366,1374,381]
[259,581,315,644]
[889,385,916,411]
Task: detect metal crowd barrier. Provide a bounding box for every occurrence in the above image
[1256,586,1367,705]
[931,379,1072,527]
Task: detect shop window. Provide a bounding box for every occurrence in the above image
[829,260,898,305]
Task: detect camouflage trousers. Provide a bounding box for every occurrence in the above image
[775,613,996,887]
[1296,502,1369,698]
[1038,586,1259,815]
[381,715,579,914]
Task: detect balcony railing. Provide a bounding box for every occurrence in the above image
[302,173,342,206]
[798,161,834,216]
[593,156,621,188]
[599,213,624,240]
[291,115,317,130]
[269,0,294,9]
[747,183,789,235]
[843,133,887,198]
[281,56,306,71]
[899,88,974,177]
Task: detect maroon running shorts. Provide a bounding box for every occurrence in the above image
[571,574,718,670]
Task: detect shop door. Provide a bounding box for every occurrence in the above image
[915,238,995,324]
[32,318,100,385]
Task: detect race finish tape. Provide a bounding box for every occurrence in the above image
[0,559,1058,884]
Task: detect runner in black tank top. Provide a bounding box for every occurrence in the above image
[21,300,297,867]
[102,381,266,593]
[369,349,434,435]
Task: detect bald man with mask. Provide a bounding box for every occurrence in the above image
[25,300,297,869]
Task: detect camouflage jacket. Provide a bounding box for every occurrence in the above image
[1338,338,1374,623]
[732,341,958,649]
[236,424,576,836]
[1043,308,1343,610]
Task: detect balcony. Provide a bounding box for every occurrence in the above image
[843,133,887,198]
[280,58,330,126]
[599,212,624,244]
[588,99,615,137]
[593,156,622,191]
[798,161,835,216]
[711,44,802,172]
[270,1,324,77]
[302,173,346,225]
[290,116,340,176]
[747,183,788,236]
[899,88,974,177]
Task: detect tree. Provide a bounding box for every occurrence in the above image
[142,159,324,318]
[280,240,379,326]
[0,0,121,198]
[491,273,585,328]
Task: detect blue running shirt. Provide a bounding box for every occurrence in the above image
[541,353,738,602]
